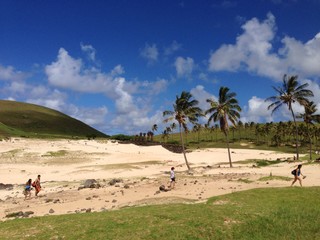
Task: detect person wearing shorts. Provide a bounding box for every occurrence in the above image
[291,164,305,187]
[170,167,175,189]
[23,179,32,199]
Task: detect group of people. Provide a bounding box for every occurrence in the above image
[23,175,41,199]
[21,165,304,200]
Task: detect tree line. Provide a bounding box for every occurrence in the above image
[156,75,319,171]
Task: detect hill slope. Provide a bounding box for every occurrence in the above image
[0,100,108,138]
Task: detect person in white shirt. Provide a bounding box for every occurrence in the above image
[170,167,175,189]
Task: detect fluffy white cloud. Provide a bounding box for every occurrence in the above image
[140,43,159,64]
[68,105,108,127]
[0,65,26,81]
[280,34,320,77]
[45,46,169,134]
[241,96,275,123]
[27,89,68,111]
[190,85,216,112]
[175,56,194,78]
[242,95,310,124]
[45,48,113,93]
[301,79,320,114]
[209,13,320,80]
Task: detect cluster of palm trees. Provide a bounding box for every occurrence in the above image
[159,74,319,170]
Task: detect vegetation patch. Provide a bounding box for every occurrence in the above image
[236,178,254,183]
[42,150,68,157]
[255,159,282,167]
[258,175,292,181]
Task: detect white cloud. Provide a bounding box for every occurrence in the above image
[80,43,96,61]
[175,56,194,78]
[279,34,320,77]
[27,88,68,111]
[111,65,125,76]
[301,79,320,114]
[0,65,26,81]
[140,78,168,95]
[26,88,108,128]
[209,13,320,80]
[242,96,275,123]
[242,95,310,124]
[190,85,216,112]
[140,43,159,64]
[68,105,108,127]
[45,48,128,98]
[44,47,169,134]
[164,41,182,56]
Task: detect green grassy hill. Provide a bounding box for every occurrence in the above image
[0,100,108,138]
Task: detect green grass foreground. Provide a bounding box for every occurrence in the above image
[1,187,320,240]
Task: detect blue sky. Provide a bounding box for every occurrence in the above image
[1,0,320,135]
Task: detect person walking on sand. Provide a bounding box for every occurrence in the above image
[291,164,305,187]
[169,167,175,189]
[32,175,42,196]
[23,179,32,199]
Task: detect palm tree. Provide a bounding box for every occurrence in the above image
[205,87,241,167]
[298,101,320,160]
[163,91,202,171]
[152,124,158,133]
[266,75,314,160]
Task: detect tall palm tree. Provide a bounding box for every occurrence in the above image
[266,75,314,160]
[163,91,202,171]
[205,87,241,167]
[298,101,320,160]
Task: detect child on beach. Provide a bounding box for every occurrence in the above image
[291,164,305,187]
[32,175,42,196]
[169,167,175,189]
[23,179,32,199]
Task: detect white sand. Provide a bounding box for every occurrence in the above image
[1,138,319,220]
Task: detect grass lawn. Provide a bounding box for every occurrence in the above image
[1,187,320,239]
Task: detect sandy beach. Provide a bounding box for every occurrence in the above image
[1,138,319,221]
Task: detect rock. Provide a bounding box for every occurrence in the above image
[5,211,24,218]
[23,211,34,217]
[86,197,92,200]
[0,183,14,190]
[159,185,168,192]
[86,208,92,213]
[112,199,117,203]
[108,178,123,186]
[83,179,101,189]
[49,209,55,214]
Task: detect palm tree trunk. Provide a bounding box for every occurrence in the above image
[226,133,233,167]
[307,124,312,161]
[179,124,190,171]
[290,108,299,161]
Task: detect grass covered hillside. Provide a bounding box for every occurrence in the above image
[0,100,108,138]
